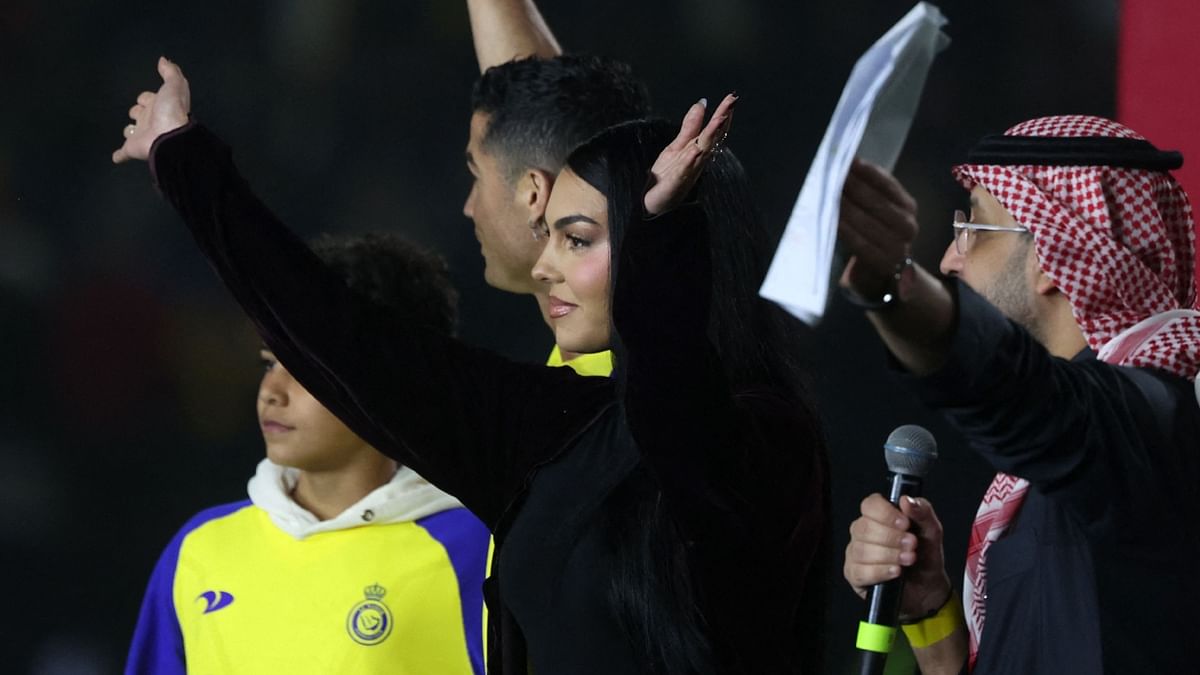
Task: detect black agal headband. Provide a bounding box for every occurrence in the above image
[965,134,1184,171]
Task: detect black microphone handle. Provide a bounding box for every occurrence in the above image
[856,472,924,675]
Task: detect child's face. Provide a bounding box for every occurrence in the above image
[257,349,372,471]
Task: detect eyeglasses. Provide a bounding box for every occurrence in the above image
[951,209,1029,255]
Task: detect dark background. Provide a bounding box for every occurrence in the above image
[0,0,1115,672]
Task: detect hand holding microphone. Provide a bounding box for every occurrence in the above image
[846,492,952,620]
[849,425,950,675]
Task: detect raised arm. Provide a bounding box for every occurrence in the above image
[113,60,610,525]
[837,159,1191,525]
[614,96,735,476]
[837,159,957,376]
[614,97,822,541]
[467,0,562,72]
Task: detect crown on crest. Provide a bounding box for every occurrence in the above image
[364,583,387,600]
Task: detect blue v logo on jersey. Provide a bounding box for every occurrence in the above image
[197,590,235,614]
[346,583,394,646]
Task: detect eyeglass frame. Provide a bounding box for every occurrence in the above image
[951,209,1030,255]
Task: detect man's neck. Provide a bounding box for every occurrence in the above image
[1037,300,1089,359]
[291,458,398,521]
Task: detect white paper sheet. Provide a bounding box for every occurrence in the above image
[759,2,950,324]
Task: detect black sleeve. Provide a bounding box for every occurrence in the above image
[899,281,1194,529]
[612,205,822,542]
[148,123,611,526]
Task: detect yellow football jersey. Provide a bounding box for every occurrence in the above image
[128,501,487,674]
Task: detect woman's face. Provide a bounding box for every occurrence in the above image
[531,169,612,354]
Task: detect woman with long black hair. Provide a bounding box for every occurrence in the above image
[115,58,829,674]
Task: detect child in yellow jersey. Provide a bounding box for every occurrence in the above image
[125,233,488,675]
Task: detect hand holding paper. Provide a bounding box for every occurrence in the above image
[760,2,949,324]
[839,159,920,301]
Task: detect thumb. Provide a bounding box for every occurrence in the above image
[900,497,941,536]
[158,56,181,82]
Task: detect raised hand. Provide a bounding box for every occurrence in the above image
[112,57,192,164]
[838,159,920,300]
[844,493,952,620]
[643,93,737,217]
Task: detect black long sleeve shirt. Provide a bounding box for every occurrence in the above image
[149,124,830,674]
[903,283,1200,674]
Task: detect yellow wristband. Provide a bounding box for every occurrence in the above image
[901,593,964,648]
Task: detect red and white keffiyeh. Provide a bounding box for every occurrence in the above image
[950,115,1200,669]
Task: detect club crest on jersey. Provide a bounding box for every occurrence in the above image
[346,583,393,646]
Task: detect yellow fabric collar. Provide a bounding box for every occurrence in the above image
[546,345,613,377]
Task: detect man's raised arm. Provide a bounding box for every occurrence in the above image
[468,0,562,72]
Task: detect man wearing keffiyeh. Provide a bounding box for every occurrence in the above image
[839,115,1200,675]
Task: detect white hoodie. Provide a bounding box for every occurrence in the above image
[246,459,465,540]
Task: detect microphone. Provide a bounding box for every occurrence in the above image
[856,424,938,675]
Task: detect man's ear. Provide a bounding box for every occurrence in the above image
[1024,240,1059,297]
[515,168,556,222]
[1034,267,1059,296]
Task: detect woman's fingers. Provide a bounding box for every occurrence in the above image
[113,58,191,164]
[644,93,739,215]
[695,93,737,152]
[670,93,736,153]
[667,99,708,151]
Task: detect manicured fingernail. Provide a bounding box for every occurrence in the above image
[887,565,899,577]
[901,534,916,550]
[899,551,915,565]
[698,97,708,109]
[894,517,906,528]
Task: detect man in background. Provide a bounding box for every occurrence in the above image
[462,0,650,373]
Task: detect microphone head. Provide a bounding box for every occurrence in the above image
[884,425,937,478]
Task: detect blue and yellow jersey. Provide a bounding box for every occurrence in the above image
[126,501,488,674]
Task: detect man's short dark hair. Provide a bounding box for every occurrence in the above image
[470,54,652,181]
[310,232,458,336]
